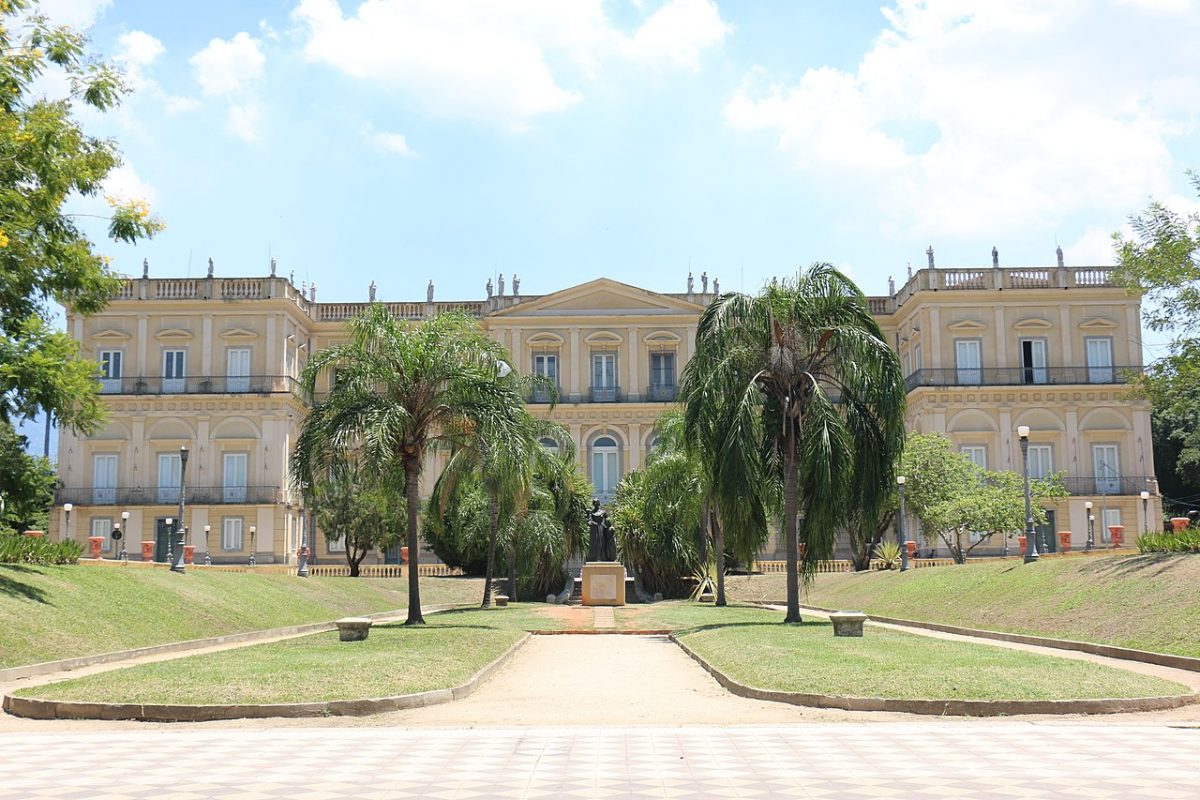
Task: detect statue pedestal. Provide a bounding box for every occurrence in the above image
[581,562,626,606]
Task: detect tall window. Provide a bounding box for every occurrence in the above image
[960,445,987,469]
[1093,444,1120,494]
[1028,444,1053,479]
[1085,337,1113,383]
[157,452,181,504]
[913,343,922,372]
[98,350,123,393]
[954,339,982,384]
[538,437,560,454]
[532,353,558,383]
[1101,508,1122,542]
[227,348,251,392]
[650,352,675,387]
[162,349,186,392]
[223,453,248,503]
[1020,339,1048,384]
[221,517,244,550]
[91,517,113,552]
[590,435,620,501]
[591,353,616,388]
[92,453,118,504]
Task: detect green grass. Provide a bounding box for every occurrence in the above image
[425,603,578,631]
[677,614,1192,702]
[725,554,1200,658]
[19,625,523,705]
[0,563,485,668]
[613,602,780,631]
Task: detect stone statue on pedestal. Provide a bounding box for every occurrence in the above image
[513,274,520,296]
[587,499,616,562]
[207,257,214,278]
[369,281,377,301]
[687,271,694,293]
[498,273,505,297]
[486,277,494,299]
[992,246,999,268]
[142,258,149,279]
[701,271,708,293]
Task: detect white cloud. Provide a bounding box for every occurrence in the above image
[725,0,1200,239]
[103,163,157,204]
[291,0,730,127]
[36,0,111,28]
[226,103,263,142]
[364,125,414,156]
[114,30,165,90]
[190,32,266,96]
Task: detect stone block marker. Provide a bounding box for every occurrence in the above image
[335,617,373,642]
[494,595,509,608]
[829,612,868,637]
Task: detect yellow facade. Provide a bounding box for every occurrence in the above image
[51,264,1160,563]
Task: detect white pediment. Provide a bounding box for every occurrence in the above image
[153,328,194,340]
[644,330,682,345]
[1013,317,1053,331]
[1079,316,1119,331]
[947,319,987,332]
[491,278,703,318]
[93,328,131,341]
[584,330,624,345]
[219,327,259,340]
[526,331,565,347]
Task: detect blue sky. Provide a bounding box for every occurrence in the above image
[41,0,1198,305]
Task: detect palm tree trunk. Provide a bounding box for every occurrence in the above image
[783,426,802,624]
[403,454,425,625]
[713,508,727,607]
[481,493,499,608]
[506,532,517,600]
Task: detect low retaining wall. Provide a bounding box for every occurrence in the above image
[671,635,1198,717]
[3,633,529,722]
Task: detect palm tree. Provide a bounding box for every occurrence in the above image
[293,306,525,625]
[685,264,906,623]
[432,411,572,607]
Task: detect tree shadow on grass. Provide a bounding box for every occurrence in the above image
[677,620,828,636]
[1078,553,1188,579]
[0,565,51,604]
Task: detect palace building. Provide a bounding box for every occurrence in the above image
[49,257,1160,563]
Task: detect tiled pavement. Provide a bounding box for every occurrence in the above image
[1,723,1197,799]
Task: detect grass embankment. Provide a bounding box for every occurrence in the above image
[20,624,522,705]
[0,564,484,668]
[726,554,1200,658]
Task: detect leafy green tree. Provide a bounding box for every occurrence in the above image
[1114,172,1200,499]
[0,0,163,435]
[901,433,1065,563]
[610,462,700,599]
[293,306,525,625]
[311,461,405,577]
[684,265,906,622]
[0,419,54,534]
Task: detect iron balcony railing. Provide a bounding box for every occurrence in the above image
[904,366,1142,392]
[55,485,283,506]
[647,384,677,402]
[590,385,620,403]
[529,385,560,404]
[1060,476,1155,496]
[96,375,303,397]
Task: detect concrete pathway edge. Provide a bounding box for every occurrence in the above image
[3,632,531,722]
[799,603,1200,673]
[0,605,465,683]
[670,634,1200,717]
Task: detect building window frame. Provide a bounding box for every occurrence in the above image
[221,516,244,551]
[1018,337,1049,385]
[954,338,983,385]
[226,347,251,392]
[162,348,187,392]
[98,349,123,393]
[589,434,621,502]
[960,444,987,470]
[1084,336,1114,383]
[90,517,113,552]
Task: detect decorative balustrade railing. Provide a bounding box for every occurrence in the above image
[589,386,620,403]
[647,384,677,402]
[1060,476,1155,496]
[55,485,283,506]
[904,365,1141,392]
[97,375,302,397]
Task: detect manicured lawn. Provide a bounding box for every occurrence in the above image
[426,603,579,631]
[677,617,1192,701]
[725,554,1200,658]
[0,563,484,668]
[19,625,523,705]
[614,602,781,631]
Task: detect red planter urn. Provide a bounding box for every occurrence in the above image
[399,546,409,564]
[1171,517,1190,532]
[141,540,156,561]
[904,540,917,559]
[1108,525,1125,548]
[23,530,44,538]
[1058,531,1072,552]
[88,536,104,559]
[183,545,196,565]
[1017,535,1027,552]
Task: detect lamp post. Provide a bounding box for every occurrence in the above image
[896,475,908,572]
[119,511,129,560]
[203,524,212,566]
[63,503,72,542]
[165,516,173,563]
[298,508,309,578]
[1085,501,1094,551]
[1018,426,1038,563]
[1140,490,1151,534]
[171,445,189,574]
[248,525,256,567]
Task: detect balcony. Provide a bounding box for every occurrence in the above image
[590,385,620,403]
[55,486,283,506]
[647,384,677,402]
[97,375,302,398]
[904,366,1141,392]
[529,385,560,404]
[1060,476,1155,496]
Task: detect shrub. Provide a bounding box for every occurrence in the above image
[0,534,84,565]
[873,540,903,570]
[1138,529,1200,554]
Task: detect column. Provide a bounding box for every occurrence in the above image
[1126,305,1141,366]
[628,422,642,471]
[993,307,1006,367]
[928,309,941,367]
[684,324,697,367]
[137,315,149,376]
[266,317,277,380]
[626,327,640,401]
[1059,306,1073,365]
[510,327,522,375]
[998,409,1013,468]
[196,417,212,489]
[570,423,584,474]
[201,314,213,378]
[1065,409,1080,473]
[569,328,581,399]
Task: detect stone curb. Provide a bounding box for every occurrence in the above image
[3,632,530,722]
[797,604,1200,674]
[670,634,1199,717]
[0,606,458,684]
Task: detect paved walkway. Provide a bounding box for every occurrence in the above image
[3,723,1197,798]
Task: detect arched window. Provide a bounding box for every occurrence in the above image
[590,435,620,501]
[539,437,560,454]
